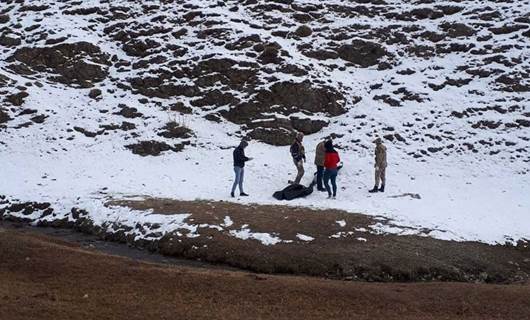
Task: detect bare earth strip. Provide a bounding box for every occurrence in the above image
[108,199,530,283]
[1,226,530,320]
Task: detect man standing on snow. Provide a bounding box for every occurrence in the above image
[289,132,306,185]
[314,138,326,191]
[231,140,252,198]
[369,137,387,193]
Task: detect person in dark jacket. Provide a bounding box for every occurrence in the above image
[323,140,340,199]
[231,140,252,197]
[289,132,306,184]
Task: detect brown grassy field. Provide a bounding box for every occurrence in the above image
[1,225,529,320]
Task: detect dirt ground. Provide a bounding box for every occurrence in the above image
[1,226,530,320]
[107,199,530,283]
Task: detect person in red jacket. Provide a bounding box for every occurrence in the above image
[323,140,340,199]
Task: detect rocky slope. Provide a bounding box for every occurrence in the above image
[0,0,529,244]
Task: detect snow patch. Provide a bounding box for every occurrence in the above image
[296,233,315,242]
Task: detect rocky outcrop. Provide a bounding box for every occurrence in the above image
[336,40,389,67]
[222,81,348,124]
[126,140,185,156]
[6,91,29,106]
[0,109,11,125]
[157,122,194,139]
[11,42,110,87]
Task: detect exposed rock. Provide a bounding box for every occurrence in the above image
[114,104,143,118]
[440,23,475,37]
[374,94,401,107]
[30,114,47,124]
[74,126,103,138]
[290,117,328,135]
[419,31,445,42]
[336,40,388,67]
[225,34,260,50]
[157,122,194,139]
[129,77,200,99]
[472,120,502,130]
[6,91,29,106]
[190,90,240,108]
[169,102,193,114]
[126,140,184,156]
[0,15,9,24]
[495,75,530,92]
[20,5,49,12]
[302,49,339,60]
[88,88,102,99]
[0,109,11,125]
[489,24,528,35]
[231,81,347,122]
[99,122,136,131]
[516,119,530,127]
[295,25,312,37]
[63,7,105,16]
[247,127,294,146]
[11,42,110,87]
[278,64,308,76]
[0,35,21,47]
[122,39,161,57]
[258,44,283,64]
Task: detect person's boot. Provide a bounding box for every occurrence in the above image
[230,191,235,198]
[368,185,378,193]
[240,192,249,197]
[378,185,385,192]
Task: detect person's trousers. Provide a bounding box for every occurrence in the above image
[293,159,304,184]
[316,165,324,190]
[232,166,245,193]
[323,168,338,197]
[375,166,386,186]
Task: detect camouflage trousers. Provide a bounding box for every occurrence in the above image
[293,159,305,185]
[375,166,386,186]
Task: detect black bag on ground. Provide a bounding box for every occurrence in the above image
[273,182,315,201]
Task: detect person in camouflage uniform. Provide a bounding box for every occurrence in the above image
[369,137,387,193]
[289,132,306,185]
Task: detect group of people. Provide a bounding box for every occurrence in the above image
[230,132,387,199]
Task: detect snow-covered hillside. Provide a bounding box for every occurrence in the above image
[1,0,529,244]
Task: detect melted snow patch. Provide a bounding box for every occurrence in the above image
[222,216,233,227]
[370,222,420,236]
[229,224,282,246]
[296,233,315,242]
[330,231,355,239]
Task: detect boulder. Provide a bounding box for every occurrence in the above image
[336,40,388,67]
[6,91,29,106]
[295,25,312,37]
[0,36,21,47]
[290,117,328,134]
[122,39,161,57]
[0,109,11,125]
[440,23,475,37]
[114,104,143,118]
[157,122,193,139]
[247,127,294,146]
[258,44,283,64]
[88,88,102,99]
